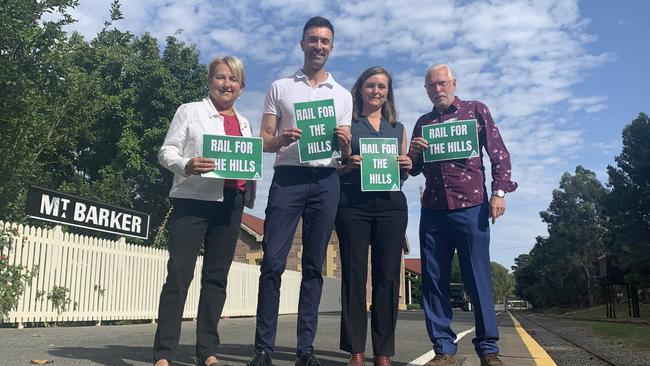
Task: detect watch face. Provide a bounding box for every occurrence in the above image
[494,190,505,198]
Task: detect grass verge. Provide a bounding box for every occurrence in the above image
[576,320,650,352]
[557,303,650,322]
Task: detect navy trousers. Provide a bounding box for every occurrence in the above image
[419,202,499,356]
[254,166,340,357]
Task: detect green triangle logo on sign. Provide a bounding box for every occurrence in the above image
[391,183,399,191]
[253,172,261,179]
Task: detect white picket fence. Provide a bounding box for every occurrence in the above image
[1,221,341,327]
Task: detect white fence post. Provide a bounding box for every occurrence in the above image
[2,220,341,327]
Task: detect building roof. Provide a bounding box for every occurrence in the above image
[241,212,264,241]
[404,258,421,276]
[240,212,410,252]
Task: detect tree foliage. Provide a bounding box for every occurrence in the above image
[513,166,608,308]
[490,262,514,304]
[0,0,81,221]
[605,112,650,286]
[0,0,206,245]
[513,113,650,309]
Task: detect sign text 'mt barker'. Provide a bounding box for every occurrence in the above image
[26,186,150,239]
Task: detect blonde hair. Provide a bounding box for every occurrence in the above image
[207,56,246,87]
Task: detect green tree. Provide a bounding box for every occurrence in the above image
[59,28,205,241]
[409,275,422,307]
[491,262,513,304]
[450,253,461,283]
[0,0,83,221]
[512,254,538,304]
[0,1,206,246]
[513,166,608,308]
[605,112,650,286]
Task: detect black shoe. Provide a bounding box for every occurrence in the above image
[295,352,321,366]
[247,350,272,366]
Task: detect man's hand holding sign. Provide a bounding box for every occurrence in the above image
[295,99,350,162]
[411,118,504,223]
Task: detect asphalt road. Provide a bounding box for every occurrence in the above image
[0,310,492,366]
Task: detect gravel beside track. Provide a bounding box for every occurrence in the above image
[513,312,650,366]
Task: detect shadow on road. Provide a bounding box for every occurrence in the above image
[48,343,410,365]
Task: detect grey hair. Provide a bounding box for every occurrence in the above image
[424,64,455,82]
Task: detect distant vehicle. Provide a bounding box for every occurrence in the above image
[450,283,471,311]
[506,299,530,310]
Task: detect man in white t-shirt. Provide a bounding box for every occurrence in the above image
[247,16,352,366]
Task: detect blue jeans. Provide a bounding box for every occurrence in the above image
[419,202,499,356]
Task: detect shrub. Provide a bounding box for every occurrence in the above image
[407,303,421,310]
[0,227,37,319]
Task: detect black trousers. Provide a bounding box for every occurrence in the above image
[153,189,244,364]
[334,187,407,356]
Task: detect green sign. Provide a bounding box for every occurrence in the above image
[359,138,400,192]
[201,135,263,180]
[422,119,479,162]
[294,99,339,162]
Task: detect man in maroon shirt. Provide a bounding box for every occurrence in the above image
[408,64,517,366]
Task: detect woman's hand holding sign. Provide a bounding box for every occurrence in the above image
[184,157,216,176]
[397,155,412,177]
[340,154,363,175]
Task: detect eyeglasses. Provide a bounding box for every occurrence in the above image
[425,79,454,90]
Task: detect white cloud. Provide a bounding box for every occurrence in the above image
[591,141,619,156]
[61,0,613,267]
[569,96,608,113]
[210,29,248,51]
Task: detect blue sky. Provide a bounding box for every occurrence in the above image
[65,0,649,269]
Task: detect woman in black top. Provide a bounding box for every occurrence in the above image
[335,66,411,366]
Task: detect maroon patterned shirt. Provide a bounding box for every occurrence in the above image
[408,96,517,210]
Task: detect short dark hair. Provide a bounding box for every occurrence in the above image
[302,16,334,40]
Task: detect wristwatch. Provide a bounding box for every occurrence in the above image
[492,189,505,198]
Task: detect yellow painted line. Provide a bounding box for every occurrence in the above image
[508,312,557,366]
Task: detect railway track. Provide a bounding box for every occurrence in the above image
[514,313,619,366]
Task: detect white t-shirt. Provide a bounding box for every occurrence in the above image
[158,97,253,202]
[263,69,353,168]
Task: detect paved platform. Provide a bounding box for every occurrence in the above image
[0,311,552,365]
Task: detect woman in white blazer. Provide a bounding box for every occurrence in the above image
[153,56,255,366]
